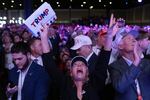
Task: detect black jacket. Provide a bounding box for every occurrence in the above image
[42,49,111,100]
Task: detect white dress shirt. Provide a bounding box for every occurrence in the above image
[31,55,43,66]
[17,62,31,100]
[86,52,94,62]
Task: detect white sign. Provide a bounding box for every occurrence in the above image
[24,2,57,37]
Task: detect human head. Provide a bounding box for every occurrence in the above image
[11,42,31,70]
[13,34,22,43]
[118,33,137,54]
[21,30,32,42]
[71,35,92,57]
[48,27,56,37]
[10,24,17,33]
[136,31,150,51]
[97,29,108,47]
[70,56,89,82]
[28,37,43,57]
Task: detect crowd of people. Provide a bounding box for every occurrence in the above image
[0,14,150,100]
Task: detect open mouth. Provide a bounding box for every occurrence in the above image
[77,69,83,74]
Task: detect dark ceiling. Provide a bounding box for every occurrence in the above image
[0,0,150,10]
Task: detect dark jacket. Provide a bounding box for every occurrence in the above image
[109,57,150,100]
[8,62,50,100]
[42,49,111,100]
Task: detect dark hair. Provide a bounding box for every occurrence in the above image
[11,42,30,55]
[27,37,41,47]
[71,56,88,67]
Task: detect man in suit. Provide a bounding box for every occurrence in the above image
[28,29,60,100]
[109,33,150,100]
[40,25,112,100]
[71,35,98,75]
[6,42,50,100]
[71,34,111,99]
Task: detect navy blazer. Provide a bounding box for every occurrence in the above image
[109,57,150,100]
[8,62,51,100]
[87,53,98,74]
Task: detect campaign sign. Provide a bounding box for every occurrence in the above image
[24,2,57,37]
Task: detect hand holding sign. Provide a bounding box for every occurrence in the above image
[24,2,57,37]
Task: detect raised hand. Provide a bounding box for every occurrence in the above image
[133,42,141,66]
[6,83,18,97]
[104,14,118,51]
[107,13,118,37]
[40,23,51,53]
[40,24,49,38]
[109,13,116,28]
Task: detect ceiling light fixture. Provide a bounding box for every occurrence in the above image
[11,0,14,3]
[90,6,93,9]
[2,3,5,5]
[83,2,86,4]
[56,2,59,4]
[138,0,142,3]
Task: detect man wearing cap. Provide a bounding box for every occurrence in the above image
[59,43,111,100]
[109,33,150,100]
[40,25,113,100]
[70,33,114,99]
[70,35,98,75]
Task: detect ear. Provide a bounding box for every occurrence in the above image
[118,43,124,50]
[30,45,34,51]
[27,52,31,59]
[70,68,74,77]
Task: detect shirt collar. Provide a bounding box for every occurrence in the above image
[17,61,32,73]
[31,55,41,61]
[122,56,133,66]
[86,52,94,62]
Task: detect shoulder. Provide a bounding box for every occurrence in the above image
[109,58,125,69]
[9,66,18,74]
[30,62,48,74]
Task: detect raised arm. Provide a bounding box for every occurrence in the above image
[40,24,51,53]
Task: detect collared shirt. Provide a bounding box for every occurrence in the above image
[92,45,101,56]
[17,62,32,100]
[122,56,133,66]
[31,55,43,66]
[122,56,142,100]
[86,51,94,62]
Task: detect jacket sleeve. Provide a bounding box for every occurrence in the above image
[34,70,51,100]
[109,62,141,93]
[42,52,64,89]
[91,49,111,94]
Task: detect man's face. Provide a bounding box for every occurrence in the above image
[12,52,29,70]
[138,38,150,50]
[14,35,22,43]
[76,45,89,57]
[22,31,31,40]
[119,34,137,52]
[31,40,43,56]
[70,61,88,81]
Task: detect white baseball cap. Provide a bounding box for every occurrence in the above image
[71,35,92,50]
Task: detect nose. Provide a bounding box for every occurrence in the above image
[132,38,137,42]
[14,60,20,65]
